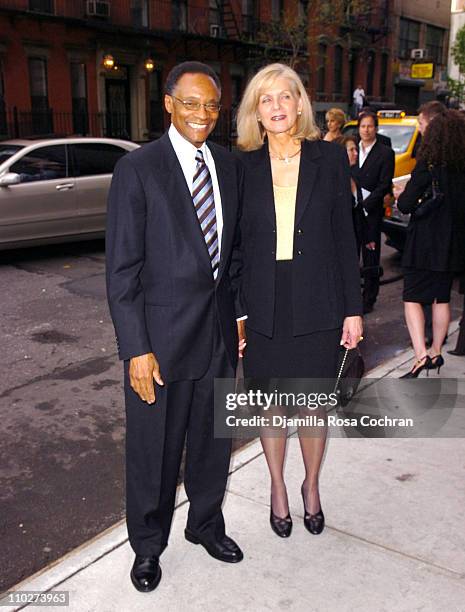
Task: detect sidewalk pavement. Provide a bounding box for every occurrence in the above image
[3,323,465,612]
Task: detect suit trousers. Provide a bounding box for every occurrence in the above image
[361,235,381,308]
[123,315,234,558]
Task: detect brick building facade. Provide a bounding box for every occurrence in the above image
[0,1,451,143]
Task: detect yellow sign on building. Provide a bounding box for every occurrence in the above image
[411,63,434,79]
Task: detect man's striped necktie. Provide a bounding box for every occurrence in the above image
[192,149,219,277]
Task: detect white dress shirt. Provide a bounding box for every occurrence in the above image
[168,124,246,321]
[168,123,223,262]
[359,139,376,167]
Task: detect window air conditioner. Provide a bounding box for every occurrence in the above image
[411,49,427,60]
[86,1,110,18]
[210,24,221,38]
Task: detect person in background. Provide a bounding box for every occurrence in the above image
[353,111,395,314]
[236,63,363,539]
[341,135,366,255]
[394,101,447,347]
[353,84,365,117]
[397,110,465,377]
[323,107,346,142]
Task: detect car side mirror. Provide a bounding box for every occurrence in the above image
[0,172,21,187]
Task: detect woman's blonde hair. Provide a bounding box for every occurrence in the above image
[236,63,321,151]
[325,107,346,129]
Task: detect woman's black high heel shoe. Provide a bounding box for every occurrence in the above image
[427,354,445,374]
[400,355,432,379]
[270,498,293,538]
[301,486,325,535]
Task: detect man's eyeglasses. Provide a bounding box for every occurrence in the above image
[171,96,221,113]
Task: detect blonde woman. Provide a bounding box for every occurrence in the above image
[236,64,363,538]
[324,107,346,142]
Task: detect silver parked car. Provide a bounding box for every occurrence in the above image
[0,137,140,250]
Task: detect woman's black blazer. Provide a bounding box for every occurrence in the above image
[236,139,363,338]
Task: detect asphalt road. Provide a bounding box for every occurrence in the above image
[0,238,463,592]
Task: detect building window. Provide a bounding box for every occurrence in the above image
[29,57,53,134]
[70,63,88,135]
[380,53,388,98]
[271,0,284,20]
[209,0,220,27]
[149,70,164,137]
[367,51,376,96]
[172,0,187,31]
[0,63,6,135]
[317,43,327,93]
[426,26,444,64]
[399,18,420,59]
[131,0,149,28]
[334,45,343,94]
[242,0,257,35]
[29,0,54,13]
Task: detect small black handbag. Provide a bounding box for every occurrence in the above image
[412,165,444,219]
[333,346,365,407]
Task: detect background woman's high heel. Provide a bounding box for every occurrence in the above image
[427,354,444,374]
[301,486,325,535]
[400,355,431,379]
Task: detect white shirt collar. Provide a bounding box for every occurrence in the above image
[168,123,208,159]
[359,139,376,154]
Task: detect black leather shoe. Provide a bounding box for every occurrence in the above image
[185,529,243,563]
[400,355,431,379]
[270,507,293,538]
[301,486,325,535]
[130,555,162,593]
[426,354,445,374]
[448,349,465,356]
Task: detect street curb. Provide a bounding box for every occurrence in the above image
[2,323,461,609]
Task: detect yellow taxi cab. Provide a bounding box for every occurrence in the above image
[342,110,420,178]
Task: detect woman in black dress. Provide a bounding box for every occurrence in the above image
[235,64,363,538]
[397,110,465,377]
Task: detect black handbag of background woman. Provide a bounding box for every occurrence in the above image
[412,165,444,219]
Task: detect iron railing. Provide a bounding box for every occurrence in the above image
[0,106,234,149]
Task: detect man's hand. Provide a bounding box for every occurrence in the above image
[340,316,364,350]
[129,353,164,404]
[237,320,247,358]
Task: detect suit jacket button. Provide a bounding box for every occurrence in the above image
[297,228,303,234]
[297,250,303,255]
[271,250,275,255]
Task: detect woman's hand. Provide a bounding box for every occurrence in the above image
[340,316,364,350]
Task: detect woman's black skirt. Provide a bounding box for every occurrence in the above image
[402,267,453,304]
[243,261,341,387]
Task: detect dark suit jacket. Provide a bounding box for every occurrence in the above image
[236,139,362,338]
[398,159,465,272]
[354,140,395,242]
[375,133,392,149]
[106,132,244,381]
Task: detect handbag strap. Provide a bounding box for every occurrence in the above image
[332,347,349,396]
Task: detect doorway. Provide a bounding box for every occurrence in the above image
[105,67,131,139]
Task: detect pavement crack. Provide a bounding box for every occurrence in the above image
[0,353,118,399]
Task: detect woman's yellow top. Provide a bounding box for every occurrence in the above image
[273,184,297,261]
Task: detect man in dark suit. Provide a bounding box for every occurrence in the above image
[106,61,244,593]
[354,111,395,313]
